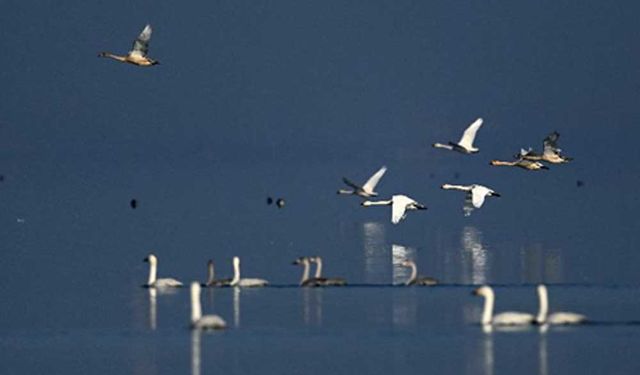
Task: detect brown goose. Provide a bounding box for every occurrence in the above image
[98,24,159,67]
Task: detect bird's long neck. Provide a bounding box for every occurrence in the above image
[191,286,202,323]
[536,287,549,324]
[433,142,454,150]
[362,199,393,206]
[206,262,215,285]
[406,263,418,285]
[147,262,157,285]
[231,260,240,285]
[314,258,323,278]
[337,189,354,195]
[442,184,469,191]
[481,291,495,325]
[300,261,310,285]
[490,160,516,167]
[99,52,127,62]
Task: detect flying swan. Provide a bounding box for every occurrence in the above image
[361,195,427,224]
[337,166,387,198]
[143,253,183,288]
[441,184,500,216]
[473,285,535,326]
[432,118,484,154]
[98,24,159,66]
[519,132,573,164]
[190,282,227,329]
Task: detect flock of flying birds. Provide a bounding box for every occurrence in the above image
[109,25,581,330]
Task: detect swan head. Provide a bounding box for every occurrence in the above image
[537,284,548,297]
[400,260,414,268]
[292,257,310,265]
[144,254,158,265]
[233,256,240,267]
[308,256,321,263]
[361,201,373,207]
[472,285,493,298]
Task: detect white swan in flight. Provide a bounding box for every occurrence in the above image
[400,260,438,286]
[98,24,159,66]
[144,254,183,288]
[441,184,500,216]
[519,132,573,164]
[361,195,427,224]
[309,256,347,286]
[473,285,535,326]
[203,260,232,287]
[230,257,268,287]
[337,166,387,198]
[190,282,227,330]
[432,118,483,154]
[536,284,586,325]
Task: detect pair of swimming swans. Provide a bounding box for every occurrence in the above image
[474,285,586,326]
[292,256,346,286]
[144,254,268,289]
[99,24,159,66]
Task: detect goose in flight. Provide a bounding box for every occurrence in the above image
[519,132,572,164]
[536,284,586,325]
[203,260,232,287]
[432,118,483,154]
[473,285,536,326]
[230,257,268,287]
[337,166,387,198]
[441,184,500,216]
[190,282,227,330]
[143,253,183,288]
[490,158,549,171]
[99,24,159,66]
[400,260,437,286]
[361,195,427,224]
[309,256,347,286]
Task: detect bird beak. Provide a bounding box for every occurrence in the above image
[471,289,480,296]
[492,192,501,197]
[541,165,550,170]
[417,204,428,210]
[143,257,149,263]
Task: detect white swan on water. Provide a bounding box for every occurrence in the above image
[190,282,226,330]
[361,195,427,224]
[432,118,483,154]
[441,184,500,216]
[309,256,347,286]
[337,166,387,198]
[230,257,268,287]
[144,254,183,288]
[400,260,438,286]
[536,284,586,325]
[473,285,535,326]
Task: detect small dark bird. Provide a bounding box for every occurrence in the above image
[0,175,4,182]
[276,198,285,208]
[576,180,585,188]
[130,199,138,209]
[267,197,274,205]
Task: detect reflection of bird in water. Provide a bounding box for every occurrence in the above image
[309,256,347,286]
[98,24,159,66]
[203,260,232,287]
[143,254,183,288]
[518,131,573,164]
[441,184,500,216]
[230,256,268,287]
[361,195,427,224]
[190,282,226,330]
[535,284,586,325]
[461,226,489,285]
[473,285,535,326]
[432,118,484,154]
[337,166,387,198]
[400,260,437,286]
[148,288,157,330]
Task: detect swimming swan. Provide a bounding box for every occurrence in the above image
[432,118,483,154]
[230,256,268,287]
[203,260,232,287]
[337,166,387,198]
[536,284,586,325]
[143,254,183,288]
[292,256,317,286]
[490,158,549,171]
[361,195,427,224]
[309,256,347,286]
[98,24,159,66]
[190,282,227,329]
[519,132,572,164]
[441,184,500,216]
[400,260,438,286]
[473,285,535,326]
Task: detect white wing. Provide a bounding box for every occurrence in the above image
[391,198,409,224]
[457,118,483,150]
[362,166,387,194]
[471,186,492,208]
[130,24,152,57]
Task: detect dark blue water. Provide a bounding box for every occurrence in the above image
[2,1,640,374]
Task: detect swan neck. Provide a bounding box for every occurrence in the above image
[231,259,240,285]
[433,143,453,150]
[300,261,310,285]
[536,286,549,324]
[490,160,514,166]
[206,262,215,285]
[481,290,494,325]
[191,285,202,323]
[363,199,393,206]
[314,258,323,278]
[147,261,157,285]
[406,263,417,285]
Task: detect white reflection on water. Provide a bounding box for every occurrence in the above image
[233,287,241,328]
[362,222,387,284]
[460,226,489,285]
[539,329,548,375]
[191,330,202,375]
[391,244,416,285]
[302,288,323,326]
[148,288,157,330]
[481,330,494,375]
